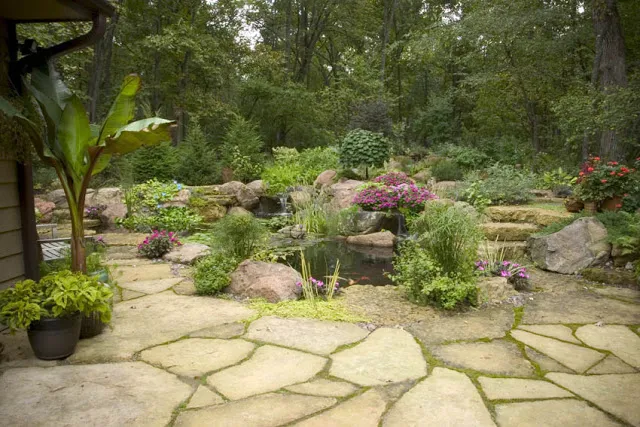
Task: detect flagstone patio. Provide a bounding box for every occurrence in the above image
[0,255,639,426]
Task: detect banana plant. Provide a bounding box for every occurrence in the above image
[0,63,175,273]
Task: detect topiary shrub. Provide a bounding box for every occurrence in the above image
[431,159,463,181]
[339,129,390,179]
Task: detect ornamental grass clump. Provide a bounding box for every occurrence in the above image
[353,182,437,211]
[298,252,341,301]
[137,230,181,259]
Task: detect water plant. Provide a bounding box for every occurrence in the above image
[297,251,341,301]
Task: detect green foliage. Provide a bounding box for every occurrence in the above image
[39,242,109,278]
[126,179,180,214]
[293,196,329,234]
[259,215,294,232]
[137,230,181,259]
[431,159,464,181]
[324,206,360,237]
[130,142,178,183]
[207,215,269,259]
[247,299,368,323]
[348,100,393,136]
[175,123,220,185]
[339,129,390,173]
[193,252,240,295]
[221,116,264,182]
[119,206,202,233]
[0,271,113,332]
[538,167,577,191]
[261,146,338,195]
[461,164,534,205]
[434,144,490,170]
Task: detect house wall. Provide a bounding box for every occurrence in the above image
[0,18,27,289]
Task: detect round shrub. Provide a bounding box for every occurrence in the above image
[193,252,240,295]
[353,182,437,211]
[137,230,181,259]
[431,159,463,181]
[339,129,390,172]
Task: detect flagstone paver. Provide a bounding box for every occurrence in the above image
[408,306,513,345]
[575,324,640,369]
[511,329,605,373]
[140,338,255,377]
[69,292,255,363]
[294,389,387,427]
[187,385,225,409]
[522,292,640,324]
[119,288,145,301]
[174,393,337,427]
[518,324,581,344]
[329,328,427,386]
[478,377,573,400]
[383,368,495,427]
[207,345,327,400]
[432,340,535,376]
[285,378,359,397]
[524,346,573,373]
[115,263,175,282]
[495,399,622,427]
[587,355,638,374]
[592,287,640,304]
[0,362,192,427]
[190,322,246,339]
[119,277,184,294]
[245,316,369,355]
[547,373,640,426]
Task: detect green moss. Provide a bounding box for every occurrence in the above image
[581,268,638,287]
[247,299,369,323]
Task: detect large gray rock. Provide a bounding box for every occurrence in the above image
[0,362,192,427]
[353,211,386,234]
[328,179,364,209]
[163,242,210,265]
[227,260,302,302]
[528,217,611,274]
[246,180,267,197]
[314,170,337,188]
[346,231,396,248]
[86,187,127,226]
[219,181,259,210]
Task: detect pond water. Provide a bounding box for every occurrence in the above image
[281,239,395,286]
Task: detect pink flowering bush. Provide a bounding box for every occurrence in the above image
[138,230,181,259]
[475,260,530,290]
[373,172,414,187]
[353,182,438,211]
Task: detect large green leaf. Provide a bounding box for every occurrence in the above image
[0,97,55,163]
[95,74,141,146]
[56,95,92,182]
[30,63,71,109]
[104,118,175,155]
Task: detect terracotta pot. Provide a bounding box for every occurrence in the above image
[564,197,583,213]
[601,196,623,212]
[583,201,598,215]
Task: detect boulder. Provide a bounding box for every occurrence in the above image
[45,188,70,207]
[163,189,190,208]
[246,180,267,197]
[219,181,259,210]
[328,180,364,209]
[278,225,306,239]
[34,198,55,223]
[477,277,518,305]
[313,170,337,189]
[353,211,386,235]
[346,231,396,248]
[85,187,126,227]
[580,268,637,288]
[227,260,302,302]
[530,189,554,198]
[228,207,253,216]
[485,206,571,227]
[528,217,611,274]
[412,170,431,183]
[163,243,210,265]
[196,204,226,222]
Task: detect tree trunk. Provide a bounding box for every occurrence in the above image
[592,0,627,160]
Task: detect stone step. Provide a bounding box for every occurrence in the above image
[485,206,570,227]
[478,241,527,260]
[481,222,539,241]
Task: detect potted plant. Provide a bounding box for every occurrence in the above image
[575,157,637,213]
[0,271,112,360]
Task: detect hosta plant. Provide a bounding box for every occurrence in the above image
[0,63,174,272]
[339,129,390,178]
[137,230,181,259]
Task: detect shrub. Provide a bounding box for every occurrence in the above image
[373,172,413,186]
[137,230,181,259]
[125,179,181,214]
[130,142,178,183]
[348,100,393,136]
[339,129,390,178]
[221,116,265,182]
[193,252,240,295]
[293,197,329,234]
[175,123,221,185]
[412,203,483,278]
[538,167,577,191]
[431,159,463,181]
[353,182,437,212]
[461,164,534,206]
[208,215,269,259]
[120,207,202,233]
[575,157,638,203]
[434,144,490,170]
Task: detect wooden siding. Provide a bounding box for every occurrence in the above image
[0,160,24,288]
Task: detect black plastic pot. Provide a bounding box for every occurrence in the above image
[80,311,106,339]
[27,314,82,360]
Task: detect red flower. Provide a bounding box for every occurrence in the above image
[601,179,608,183]
[587,167,594,172]
[615,204,623,208]
[610,171,616,176]
[593,157,601,161]
[618,173,625,177]
[624,193,630,197]
[579,171,585,176]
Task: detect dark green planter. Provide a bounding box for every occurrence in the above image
[28,314,82,360]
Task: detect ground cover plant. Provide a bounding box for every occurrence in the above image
[460,164,534,206]
[193,252,240,295]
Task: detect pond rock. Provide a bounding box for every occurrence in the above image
[528,217,610,274]
[228,206,253,216]
[314,170,337,188]
[246,180,267,197]
[354,211,386,235]
[163,243,210,265]
[328,179,364,209]
[219,181,259,210]
[346,231,396,248]
[278,224,306,239]
[227,260,302,302]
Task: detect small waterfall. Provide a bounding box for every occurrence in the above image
[396,212,408,238]
[278,193,289,214]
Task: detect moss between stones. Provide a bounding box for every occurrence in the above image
[247,299,369,323]
[581,268,638,288]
